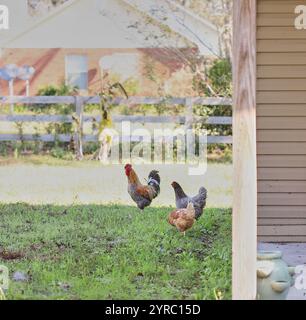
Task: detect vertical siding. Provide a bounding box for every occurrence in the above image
[257,0,306,242]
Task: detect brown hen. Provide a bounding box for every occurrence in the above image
[168,202,195,236]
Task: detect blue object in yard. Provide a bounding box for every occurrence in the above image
[17,65,36,81]
[0,64,19,81]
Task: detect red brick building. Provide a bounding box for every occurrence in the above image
[1,48,200,96]
[0,0,219,96]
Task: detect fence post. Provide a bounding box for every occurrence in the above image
[9,80,14,114]
[185,97,195,157]
[74,96,84,160]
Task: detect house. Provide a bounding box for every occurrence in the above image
[233,0,306,300]
[0,0,220,96]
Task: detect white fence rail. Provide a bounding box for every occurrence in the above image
[0,96,233,157]
[0,96,232,105]
[0,114,232,124]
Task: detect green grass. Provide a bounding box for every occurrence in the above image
[0,155,100,167]
[0,153,232,167]
[0,203,231,300]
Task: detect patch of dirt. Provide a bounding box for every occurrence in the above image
[47,209,69,217]
[29,242,45,252]
[0,249,25,261]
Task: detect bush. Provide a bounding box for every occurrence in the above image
[50,147,74,160]
[208,59,232,97]
[194,59,232,159]
[2,61,233,162]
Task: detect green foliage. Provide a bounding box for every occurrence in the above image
[122,78,140,96]
[35,83,77,115]
[207,59,232,97]
[4,60,233,161]
[82,142,100,155]
[37,83,78,97]
[50,147,74,160]
[0,288,6,300]
[193,59,232,156]
[192,58,232,98]
[14,83,77,115]
[143,56,158,83]
[0,204,231,300]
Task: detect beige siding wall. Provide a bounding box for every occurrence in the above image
[257,0,306,242]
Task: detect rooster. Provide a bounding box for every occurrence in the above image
[171,182,207,220]
[125,164,161,210]
[168,202,195,236]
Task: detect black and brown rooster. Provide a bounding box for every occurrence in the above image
[125,164,161,210]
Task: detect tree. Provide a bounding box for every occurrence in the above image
[175,0,232,59]
[27,0,232,96]
[28,0,232,59]
[28,0,68,15]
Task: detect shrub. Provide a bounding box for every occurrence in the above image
[208,59,232,97]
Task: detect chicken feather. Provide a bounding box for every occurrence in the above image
[171,182,207,220]
[168,202,196,234]
[125,164,160,210]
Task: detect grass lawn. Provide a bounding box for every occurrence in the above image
[0,203,231,300]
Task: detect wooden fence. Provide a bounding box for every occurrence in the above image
[0,96,232,158]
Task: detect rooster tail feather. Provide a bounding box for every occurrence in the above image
[148,170,160,195]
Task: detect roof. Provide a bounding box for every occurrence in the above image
[0,0,219,55]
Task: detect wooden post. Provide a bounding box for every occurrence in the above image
[74,96,84,160]
[9,80,14,114]
[185,97,195,158]
[185,97,194,129]
[25,80,30,97]
[233,0,257,300]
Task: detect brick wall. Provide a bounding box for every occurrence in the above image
[0,48,197,96]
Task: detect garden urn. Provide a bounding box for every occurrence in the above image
[257,251,295,300]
